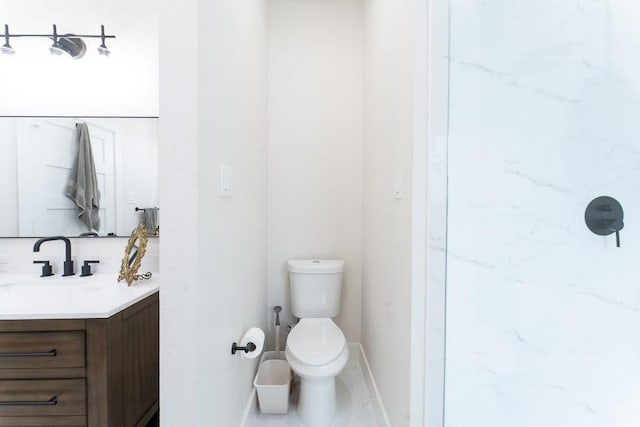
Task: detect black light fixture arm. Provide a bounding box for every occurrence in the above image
[3,24,116,40]
[3,24,10,45]
[2,24,115,58]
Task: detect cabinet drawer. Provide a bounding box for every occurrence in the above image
[0,378,86,418]
[0,332,85,372]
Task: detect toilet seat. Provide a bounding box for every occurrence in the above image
[286,318,346,367]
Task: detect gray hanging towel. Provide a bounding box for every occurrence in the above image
[142,207,159,235]
[65,123,101,231]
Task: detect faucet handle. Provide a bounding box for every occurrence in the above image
[33,260,54,277]
[62,259,75,277]
[80,260,100,277]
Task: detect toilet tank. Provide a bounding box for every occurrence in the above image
[288,259,344,318]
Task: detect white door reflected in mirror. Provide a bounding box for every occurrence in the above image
[0,116,159,237]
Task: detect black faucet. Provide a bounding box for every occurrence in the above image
[33,236,74,276]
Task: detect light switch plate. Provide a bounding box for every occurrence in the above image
[220,164,233,198]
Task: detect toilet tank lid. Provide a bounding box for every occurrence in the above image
[287,259,344,274]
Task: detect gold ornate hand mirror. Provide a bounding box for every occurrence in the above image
[118,224,152,286]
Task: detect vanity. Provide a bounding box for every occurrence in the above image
[0,275,159,427]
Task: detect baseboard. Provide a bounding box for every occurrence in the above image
[358,343,392,427]
[239,387,257,427]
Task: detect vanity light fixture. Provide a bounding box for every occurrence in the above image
[1,24,115,59]
[49,25,86,59]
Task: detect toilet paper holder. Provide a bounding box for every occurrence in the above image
[232,326,264,358]
[231,342,257,355]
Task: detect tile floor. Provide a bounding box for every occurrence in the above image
[249,353,379,426]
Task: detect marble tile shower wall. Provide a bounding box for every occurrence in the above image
[445,1,640,426]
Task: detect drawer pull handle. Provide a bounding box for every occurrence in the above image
[0,396,58,406]
[0,349,57,358]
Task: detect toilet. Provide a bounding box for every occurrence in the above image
[285,259,348,427]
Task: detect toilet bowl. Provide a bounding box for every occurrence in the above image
[286,318,348,427]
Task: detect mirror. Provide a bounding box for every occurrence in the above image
[118,224,152,286]
[0,116,158,238]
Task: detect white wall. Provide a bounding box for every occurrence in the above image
[0,0,158,116]
[196,0,268,425]
[158,0,200,423]
[267,0,363,348]
[362,0,416,424]
[159,0,268,425]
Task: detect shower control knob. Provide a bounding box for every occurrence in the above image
[585,196,624,247]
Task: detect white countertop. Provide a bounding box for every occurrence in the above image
[0,273,159,320]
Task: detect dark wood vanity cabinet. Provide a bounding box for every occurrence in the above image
[0,292,159,427]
